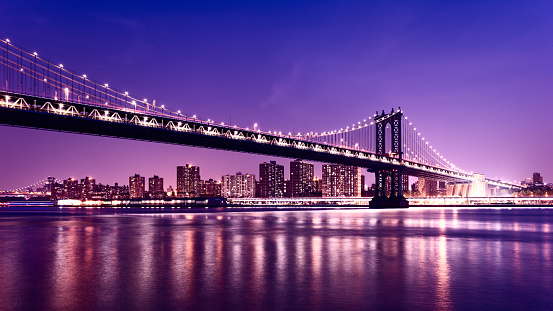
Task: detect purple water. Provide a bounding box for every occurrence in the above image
[0,208,552,310]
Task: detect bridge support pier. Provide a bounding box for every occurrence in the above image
[369,169,409,208]
[369,108,409,208]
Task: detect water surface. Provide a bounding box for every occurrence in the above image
[0,208,552,310]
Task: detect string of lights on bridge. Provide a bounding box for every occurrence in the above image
[0,38,467,174]
[0,38,520,186]
[0,177,61,193]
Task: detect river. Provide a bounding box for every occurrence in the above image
[0,207,552,310]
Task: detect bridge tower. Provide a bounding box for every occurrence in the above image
[370,108,409,208]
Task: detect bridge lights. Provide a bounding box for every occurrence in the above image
[82,74,87,79]
[5,38,9,43]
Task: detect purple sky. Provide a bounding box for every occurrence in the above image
[1,0,552,190]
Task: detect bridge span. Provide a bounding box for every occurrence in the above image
[0,38,520,207]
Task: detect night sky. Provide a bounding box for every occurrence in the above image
[1,0,552,190]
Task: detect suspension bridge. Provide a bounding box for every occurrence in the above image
[0,38,520,207]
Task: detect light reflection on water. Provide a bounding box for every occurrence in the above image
[0,208,552,310]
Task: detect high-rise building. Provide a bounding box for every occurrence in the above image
[129,174,145,199]
[417,178,437,197]
[533,172,544,186]
[258,161,284,198]
[149,175,164,199]
[50,182,63,200]
[290,159,314,197]
[177,164,200,198]
[63,178,80,199]
[341,165,361,197]
[200,179,221,197]
[221,173,256,198]
[312,177,322,196]
[322,164,341,197]
[322,164,361,197]
[45,176,56,195]
[81,176,96,200]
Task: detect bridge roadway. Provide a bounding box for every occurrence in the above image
[0,91,517,189]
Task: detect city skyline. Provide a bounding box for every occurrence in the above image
[1,1,553,190]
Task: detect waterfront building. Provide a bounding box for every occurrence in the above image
[149,175,164,199]
[129,174,145,199]
[166,185,176,197]
[258,161,284,198]
[322,164,361,197]
[313,177,322,194]
[81,176,96,200]
[45,177,56,195]
[533,172,544,186]
[63,178,80,199]
[200,179,221,197]
[289,159,314,197]
[342,165,361,197]
[417,178,438,197]
[177,164,201,198]
[111,183,129,200]
[221,172,256,198]
[50,181,64,200]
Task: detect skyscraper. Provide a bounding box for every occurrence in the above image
[258,161,284,198]
[81,176,96,200]
[533,172,544,185]
[149,175,164,199]
[63,178,80,199]
[341,165,361,197]
[322,164,361,197]
[290,159,314,197]
[221,173,256,198]
[177,164,200,198]
[129,174,145,199]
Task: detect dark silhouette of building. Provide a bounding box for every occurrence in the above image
[81,176,96,200]
[289,159,314,197]
[200,179,221,197]
[417,178,437,197]
[129,174,145,199]
[149,175,164,199]
[322,164,361,197]
[221,172,256,198]
[534,172,544,186]
[63,178,80,199]
[177,164,200,198]
[258,161,284,198]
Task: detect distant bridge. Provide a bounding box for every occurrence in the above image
[0,38,521,207]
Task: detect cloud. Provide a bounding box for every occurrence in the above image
[260,62,302,108]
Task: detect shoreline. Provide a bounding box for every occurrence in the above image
[1,204,552,215]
